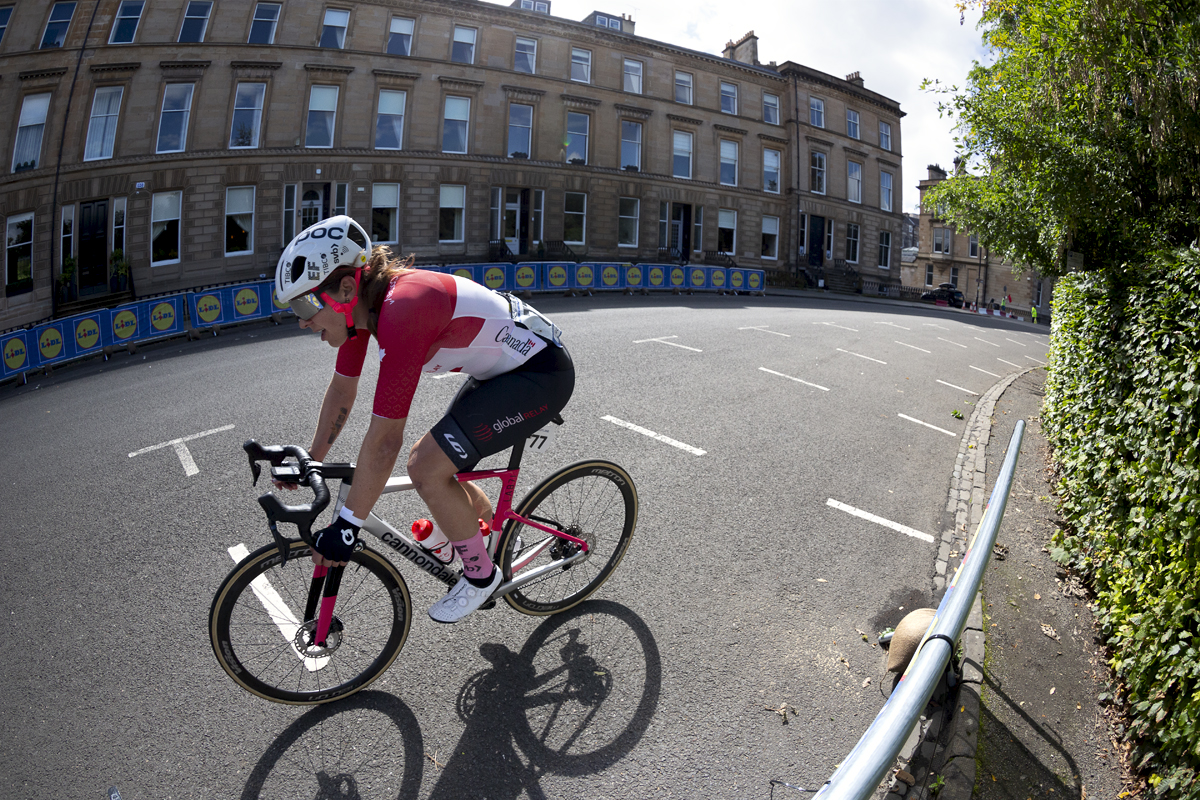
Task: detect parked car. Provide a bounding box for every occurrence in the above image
[921,285,966,308]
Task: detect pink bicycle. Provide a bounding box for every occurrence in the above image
[209,421,638,705]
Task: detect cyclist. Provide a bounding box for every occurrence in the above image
[273,216,574,623]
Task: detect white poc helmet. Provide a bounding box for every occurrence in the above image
[275,215,371,304]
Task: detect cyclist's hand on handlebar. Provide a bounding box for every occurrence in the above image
[312,519,359,567]
[272,478,301,491]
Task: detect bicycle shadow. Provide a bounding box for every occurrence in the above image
[427,599,662,800]
[239,690,424,800]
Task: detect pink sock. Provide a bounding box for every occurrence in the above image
[452,531,494,582]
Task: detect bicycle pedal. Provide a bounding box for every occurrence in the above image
[481,598,497,610]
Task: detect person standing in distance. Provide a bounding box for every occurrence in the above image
[273,216,574,623]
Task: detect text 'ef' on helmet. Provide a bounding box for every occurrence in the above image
[274,215,370,304]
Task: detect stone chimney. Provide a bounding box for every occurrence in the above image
[928,164,947,180]
[722,31,759,65]
[845,71,864,87]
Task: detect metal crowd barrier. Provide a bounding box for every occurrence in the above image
[813,420,1026,798]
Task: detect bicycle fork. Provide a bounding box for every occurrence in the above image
[306,564,344,649]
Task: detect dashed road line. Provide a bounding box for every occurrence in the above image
[998,358,1022,368]
[129,424,235,477]
[938,337,968,349]
[970,365,1002,378]
[874,321,912,331]
[759,367,829,391]
[739,326,790,337]
[894,341,931,354]
[836,347,887,365]
[974,337,1000,347]
[1025,356,1047,365]
[601,415,706,455]
[633,335,703,352]
[826,498,936,544]
[923,323,950,331]
[1005,338,1026,347]
[898,413,958,437]
[937,379,980,395]
[815,321,860,332]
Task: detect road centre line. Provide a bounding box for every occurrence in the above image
[974,337,1000,347]
[815,321,860,332]
[937,379,980,395]
[759,367,829,391]
[826,499,936,544]
[970,365,1002,378]
[633,335,702,352]
[1005,338,1027,347]
[894,341,931,354]
[739,326,791,337]
[923,323,950,331]
[898,413,958,437]
[998,358,1022,368]
[129,424,235,477]
[228,544,326,671]
[601,415,706,456]
[874,321,912,331]
[836,347,887,365]
[937,337,968,349]
[1025,356,1047,364]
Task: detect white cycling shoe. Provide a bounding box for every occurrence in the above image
[428,568,502,624]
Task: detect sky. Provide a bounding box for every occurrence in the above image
[527,0,990,213]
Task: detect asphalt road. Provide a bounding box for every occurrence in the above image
[1,292,1049,800]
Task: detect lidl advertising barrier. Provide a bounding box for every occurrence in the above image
[187,281,275,330]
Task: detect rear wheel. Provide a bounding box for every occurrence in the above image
[498,461,637,616]
[210,540,411,704]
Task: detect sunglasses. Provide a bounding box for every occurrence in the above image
[289,291,326,320]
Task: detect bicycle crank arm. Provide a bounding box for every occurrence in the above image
[492,550,589,599]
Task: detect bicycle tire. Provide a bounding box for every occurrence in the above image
[497,460,637,616]
[210,540,411,705]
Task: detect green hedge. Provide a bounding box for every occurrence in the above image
[1043,246,1200,796]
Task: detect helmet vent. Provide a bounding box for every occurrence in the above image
[289,256,307,283]
[347,224,367,249]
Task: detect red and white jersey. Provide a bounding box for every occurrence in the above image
[334,270,548,419]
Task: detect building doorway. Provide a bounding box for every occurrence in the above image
[490,187,544,255]
[300,185,325,230]
[670,204,692,256]
[78,200,109,296]
[808,214,825,267]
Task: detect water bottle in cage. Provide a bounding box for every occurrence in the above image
[412,519,455,564]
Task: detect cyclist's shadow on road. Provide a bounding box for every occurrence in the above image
[428,599,661,800]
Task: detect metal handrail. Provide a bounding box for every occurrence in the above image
[813,420,1026,798]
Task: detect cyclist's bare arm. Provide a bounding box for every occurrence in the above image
[274,372,358,490]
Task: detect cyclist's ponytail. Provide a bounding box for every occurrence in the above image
[360,246,415,337]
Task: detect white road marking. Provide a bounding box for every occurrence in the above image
[1025,356,1047,364]
[894,341,931,354]
[874,321,912,331]
[970,365,1002,378]
[633,335,703,352]
[937,379,980,395]
[974,337,1000,347]
[815,321,860,332]
[759,367,829,391]
[601,415,706,455]
[923,323,950,331]
[431,372,467,380]
[898,413,958,437]
[1005,338,1026,347]
[129,424,235,476]
[938,337,968,349]
[739,325,791,337]
[227,544,327,671]
[836,347,887,364]
[998,358,1022,368]
[826,499,935,544]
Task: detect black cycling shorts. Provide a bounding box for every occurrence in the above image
[430,341,574,471]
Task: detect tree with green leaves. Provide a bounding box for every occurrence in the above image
[927,0,1200,278]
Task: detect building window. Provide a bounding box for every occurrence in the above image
[225,186,255,255]
[514,36,537,73]
[61,205,74,261]
[283,185,296,244]
[762,215,779,260]
[846,109,860,139]
[623,59,643,94]
[439,185,465,242]
[848,161,862,203]
[658,202,668,247]
[0,7,12,46]
[387,17,413,56]
[563,192,586,245]
[933,228,950,254]
[230,83,265,148]
[846,222,860,263]
[881,171,893,212]
[825,218,834,258]
[156,84,194,154]
[717,209,736,253]
[719,140,738,186]
[565,112,588,164]
[675,71,693,105]
[178,1,211,42]
[531,189,544,242]
[151,191,182,265]
[5,212,33,295]
[969,234,979,257]
[320,9,349,49]
[507,103,532,158]
[797,212,807,253]
[332,182,347,217]
[720,82,738,115]
[522,0,550,11]
[112,197,126,253]
[489,187,501,240]
[879,121,892,151]
[878,230,892,268]
[108,1,143,44]
[925,264,933,286]
[442,96,470,154]
[763,148,781,193]
[372,183,400,244]
[41,2,76,48]
[84,87,123,161]
[305,85,339,148]
[248,2,280,44]
[694,205,703,252]
[620,120,641,171]
[571,48,591,83]
[618,197,638,247]
[672,131,692,179]
[950,266,959,288]
[13,94,51,172]
[810,97,824,127]
[375,89,405,150]
[1035,279,1044,306]
[763,93,780,125]
[810,152,826,194]
[452,26,476,63]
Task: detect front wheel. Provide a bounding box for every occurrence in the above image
[498,460,638,616]
[210,540,411,704]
